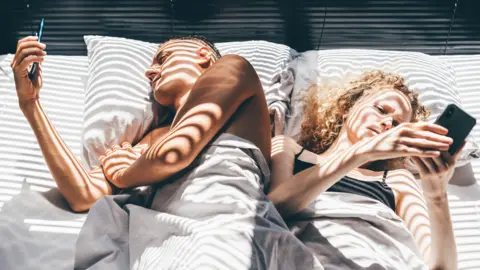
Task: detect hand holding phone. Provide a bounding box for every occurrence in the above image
[434,104,476,155]
[11,18,46,109]
[28,17,44,80]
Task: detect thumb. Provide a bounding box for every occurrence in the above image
[32,63,43,89]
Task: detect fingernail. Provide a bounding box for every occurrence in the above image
[40,43,46,48]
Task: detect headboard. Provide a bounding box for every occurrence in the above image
[1,0,479,55]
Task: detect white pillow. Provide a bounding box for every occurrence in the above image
[82,35,296,169]
[285,49,479,169]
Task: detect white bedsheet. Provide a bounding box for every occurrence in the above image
[0,54,479,269]
[0,54,88,270]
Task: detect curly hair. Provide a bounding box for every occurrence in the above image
[298,70,430,169]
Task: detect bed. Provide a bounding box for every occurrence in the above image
[0,49,479,269]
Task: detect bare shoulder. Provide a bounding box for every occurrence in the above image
[388,168,417,182]
[386,168,424,201]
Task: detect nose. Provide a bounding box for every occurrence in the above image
[380,116,393,131]
[145,66,160,82]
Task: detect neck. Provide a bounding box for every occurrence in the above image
[323,127,353,155]
[173,90,191,112]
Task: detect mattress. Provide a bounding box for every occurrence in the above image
[0,53,479,269]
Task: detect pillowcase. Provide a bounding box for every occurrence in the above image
[284,49,479,170]
[82,35,296,169]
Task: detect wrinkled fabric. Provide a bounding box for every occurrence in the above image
[288,192,428,270]
[74,133,321,270]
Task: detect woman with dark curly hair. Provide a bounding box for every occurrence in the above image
[268,71,460,269]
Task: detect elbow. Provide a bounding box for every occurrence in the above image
[66,191,105,213]
[69,200,92,213]
[429,266,454,270]
[268,192,300,219]
[428,259,457,270]
[428,263,457,270]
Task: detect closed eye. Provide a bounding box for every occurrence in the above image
[157,52,172,65]
[375,105,386,114]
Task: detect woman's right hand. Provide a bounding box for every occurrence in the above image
[10,36,46,109]
[357,122,453,162]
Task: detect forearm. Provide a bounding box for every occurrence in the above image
[424,194,457,270]
[268,144,366,217]
[21,100,112,211]
[114,107,222,188]
[112,55,260,188]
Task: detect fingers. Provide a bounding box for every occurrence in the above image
[420,157,438,172]
[407,129,453,145]
[431,156,448,171]
[104,149,113,156]
[399,137,450,151]
[16,41,46,55]
[413,122,449,135]
[17,55,45,74]
[403,147,441,158]
[17,36,39,48]
[12,36,47,71]
[17,47,46,63]
[410,156,427,174]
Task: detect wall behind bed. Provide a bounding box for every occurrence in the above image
[1,0,479,56]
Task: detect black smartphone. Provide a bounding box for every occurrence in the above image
[28,17,45,80]
[434,104,476,155]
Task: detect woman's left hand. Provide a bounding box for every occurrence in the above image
[99,142,148,185]
[410,142,465,199]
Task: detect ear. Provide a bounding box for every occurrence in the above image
[196,47,213,67]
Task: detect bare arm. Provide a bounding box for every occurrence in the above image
[388,170,457,270]
[110,55,262,188]
[268,135,365,217]
[268,122,453,218]
[12,35,170,212]
[20,100,112,212]
[20,101,169,212]
[10,36,111,212]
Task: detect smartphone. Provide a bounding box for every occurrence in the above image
[28,17,45,80]
[434,104,476,155]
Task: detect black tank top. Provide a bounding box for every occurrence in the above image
[293,148,396,211]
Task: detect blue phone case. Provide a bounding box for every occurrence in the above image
[28,18,44,80]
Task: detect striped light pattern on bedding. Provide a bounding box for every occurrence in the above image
[0,54,88,209]
[0,54,89,269]
[435,55,480,270]
[1,52,479,269]
[82,36,296,169]
[82,36,160,169]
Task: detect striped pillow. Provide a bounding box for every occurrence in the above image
[285,49,479,169]
[82,36,295,169]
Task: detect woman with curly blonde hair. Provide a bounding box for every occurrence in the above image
[268,70,461,269]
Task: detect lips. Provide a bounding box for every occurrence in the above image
[151,76,162,89]
[369,127,381,135]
